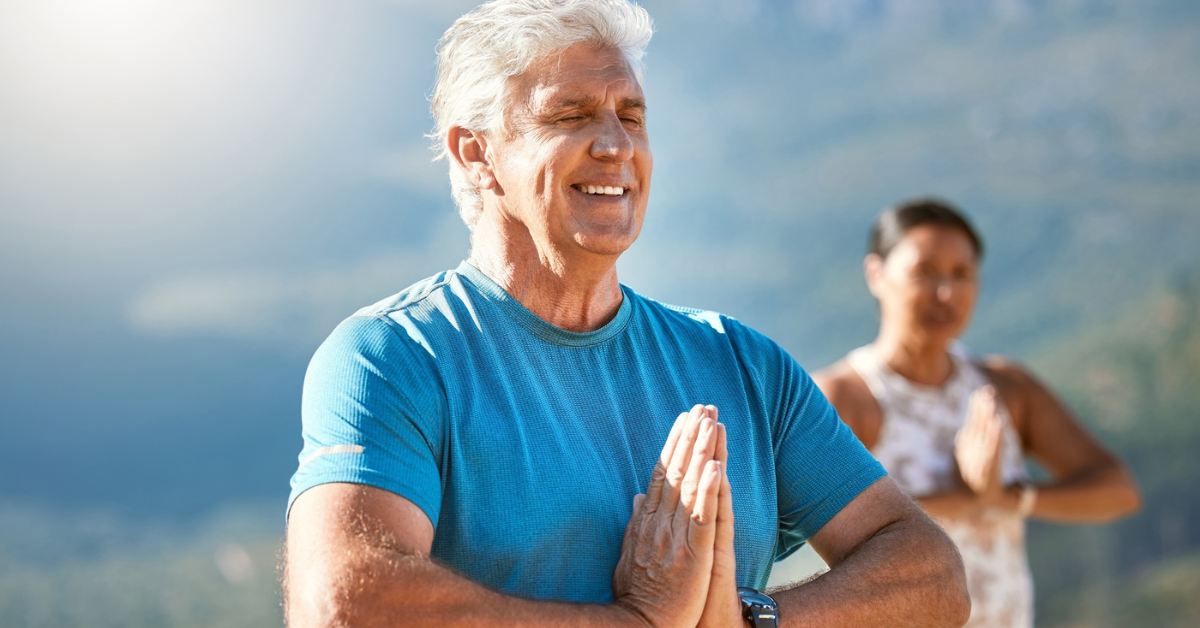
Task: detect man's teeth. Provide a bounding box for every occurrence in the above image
[577,185,624,196]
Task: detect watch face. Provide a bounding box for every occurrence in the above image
[738,587,779,628]
[737,587,778,610]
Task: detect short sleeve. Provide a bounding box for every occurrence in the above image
[287,315,447,526]
[725,321,886,561]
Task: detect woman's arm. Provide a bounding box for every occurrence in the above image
[983,357,1142,523]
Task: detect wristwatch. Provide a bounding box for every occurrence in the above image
[738,587,779,628]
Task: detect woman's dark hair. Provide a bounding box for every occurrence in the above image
[869,197,985,260]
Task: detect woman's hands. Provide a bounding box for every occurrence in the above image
[954,385,1007,505]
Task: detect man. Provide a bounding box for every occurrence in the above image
[285,1,970,627]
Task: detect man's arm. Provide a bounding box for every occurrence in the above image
[771,478,971,628]
[285,408,724,628]
[286,483,641,627]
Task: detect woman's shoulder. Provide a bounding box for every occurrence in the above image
[972,353,1056,437]
[973,353,1043,394]
[813,358,882,446]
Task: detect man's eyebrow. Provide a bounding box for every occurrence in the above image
[619,97,647,112]
[544,95,600,111]
[541,95,647,112]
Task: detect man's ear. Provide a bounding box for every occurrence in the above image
[864,254,885,299]
[447,126,499,192]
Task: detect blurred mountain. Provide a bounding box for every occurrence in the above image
[1025,274,1200,625]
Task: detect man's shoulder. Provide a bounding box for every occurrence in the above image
[628,288,749,338]
[626,288,788,362]
[352,268,460,319]
[314,267,472,367]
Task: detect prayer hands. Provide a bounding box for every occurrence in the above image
[614,404,742,628]
[955,385,1005,501]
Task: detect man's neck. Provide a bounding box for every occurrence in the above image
[466,214,625,333]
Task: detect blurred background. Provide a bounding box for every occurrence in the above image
[1,0,1197,626]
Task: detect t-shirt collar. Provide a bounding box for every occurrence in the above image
[455,260,632,347]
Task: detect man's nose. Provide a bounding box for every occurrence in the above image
[590,111,634,162]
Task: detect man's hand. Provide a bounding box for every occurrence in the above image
[697,406,746,628]
[614,405,723,628]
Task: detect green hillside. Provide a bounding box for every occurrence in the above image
[1025,274,1200,627]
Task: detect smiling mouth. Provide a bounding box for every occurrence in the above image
[572,184,625,196]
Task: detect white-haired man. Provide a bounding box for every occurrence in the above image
[285,1,971,627]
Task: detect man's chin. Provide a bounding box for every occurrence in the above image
[573,236,637,258]
[570,224,642,258]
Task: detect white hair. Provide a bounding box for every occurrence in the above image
[430,0,654,228]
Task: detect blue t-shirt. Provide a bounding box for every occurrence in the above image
[289,261,885,602]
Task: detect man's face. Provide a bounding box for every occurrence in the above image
[484,44,652,259]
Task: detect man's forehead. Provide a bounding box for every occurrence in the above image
[520,47,645,110]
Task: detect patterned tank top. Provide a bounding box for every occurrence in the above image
[847,344,1033,628]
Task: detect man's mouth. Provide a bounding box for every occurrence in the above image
[572,184,625,196]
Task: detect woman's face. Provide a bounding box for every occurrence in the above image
[866,224,980,348]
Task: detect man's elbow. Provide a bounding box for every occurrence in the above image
[285,564,388,628]
[284,572,344,628]
[933,542,972,628]
[914,524,971,627]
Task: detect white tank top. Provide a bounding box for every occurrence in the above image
[847,344,1033,628]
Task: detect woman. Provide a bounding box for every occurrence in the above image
[814,198,1141,628]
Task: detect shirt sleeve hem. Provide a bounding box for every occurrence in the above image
[782,463,889,557]
[286,471,442,529]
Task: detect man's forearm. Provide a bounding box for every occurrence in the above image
[285,545,642,628]
[771,517,969,628]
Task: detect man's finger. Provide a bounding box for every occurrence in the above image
[645,412,687,512]
[712,453,737,581]
[715,420,728,466]
[717,463,734,533]
[660,405,705,513]
[680,417,718,514]
[621,493,646,548]
[715,424,734,544]
[688,460,722,550]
